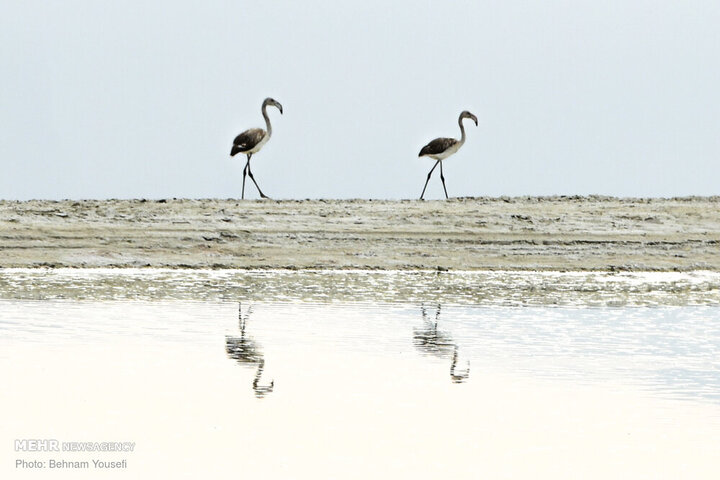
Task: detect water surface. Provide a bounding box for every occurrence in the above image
[2,270,720,479]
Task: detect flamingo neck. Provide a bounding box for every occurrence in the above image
[458,116,467,146]
[253,358,266,384]
[262,104,272,138]
[252,357,274,395]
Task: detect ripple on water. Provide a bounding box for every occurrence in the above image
[0,268,719,306]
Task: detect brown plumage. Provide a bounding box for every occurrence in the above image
[230,97,283,199]
[418,110,478,200]
[230,128,267,157]
[418,137,459,158]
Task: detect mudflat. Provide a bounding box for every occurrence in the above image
[1,197,718,271]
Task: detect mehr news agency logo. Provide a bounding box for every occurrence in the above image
[15,439,135,470]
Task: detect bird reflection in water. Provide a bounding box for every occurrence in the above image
[414,304,470,383]
[225,303,274,398]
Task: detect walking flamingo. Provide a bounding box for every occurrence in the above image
[418,110,478,200]
[230,97,283,199]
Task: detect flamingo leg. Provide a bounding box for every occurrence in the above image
[420,160,441,200]
[246,160,270,199]
[241,154,251,199]
[238,302,246,333]
[439,161,449,199]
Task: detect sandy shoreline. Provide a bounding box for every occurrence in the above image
[1,197,719,271]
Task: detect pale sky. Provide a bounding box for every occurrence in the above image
[1,1,719,200]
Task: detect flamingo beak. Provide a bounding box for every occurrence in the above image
[278,103,284,114]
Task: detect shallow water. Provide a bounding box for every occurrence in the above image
[2,268,720,306]
[2,271,720,478]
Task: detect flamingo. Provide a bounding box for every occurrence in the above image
[418,110,478,200]
[230,98,283,199]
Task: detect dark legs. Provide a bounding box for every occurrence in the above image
[439,162,449,199]
[419,160,441,200]
[247,166,269,199]
[241,155,250,199]
[242,154,270,199]
[419,160,450,200]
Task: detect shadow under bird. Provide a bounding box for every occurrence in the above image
[230,97,283,199]
[418,110,478,200]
